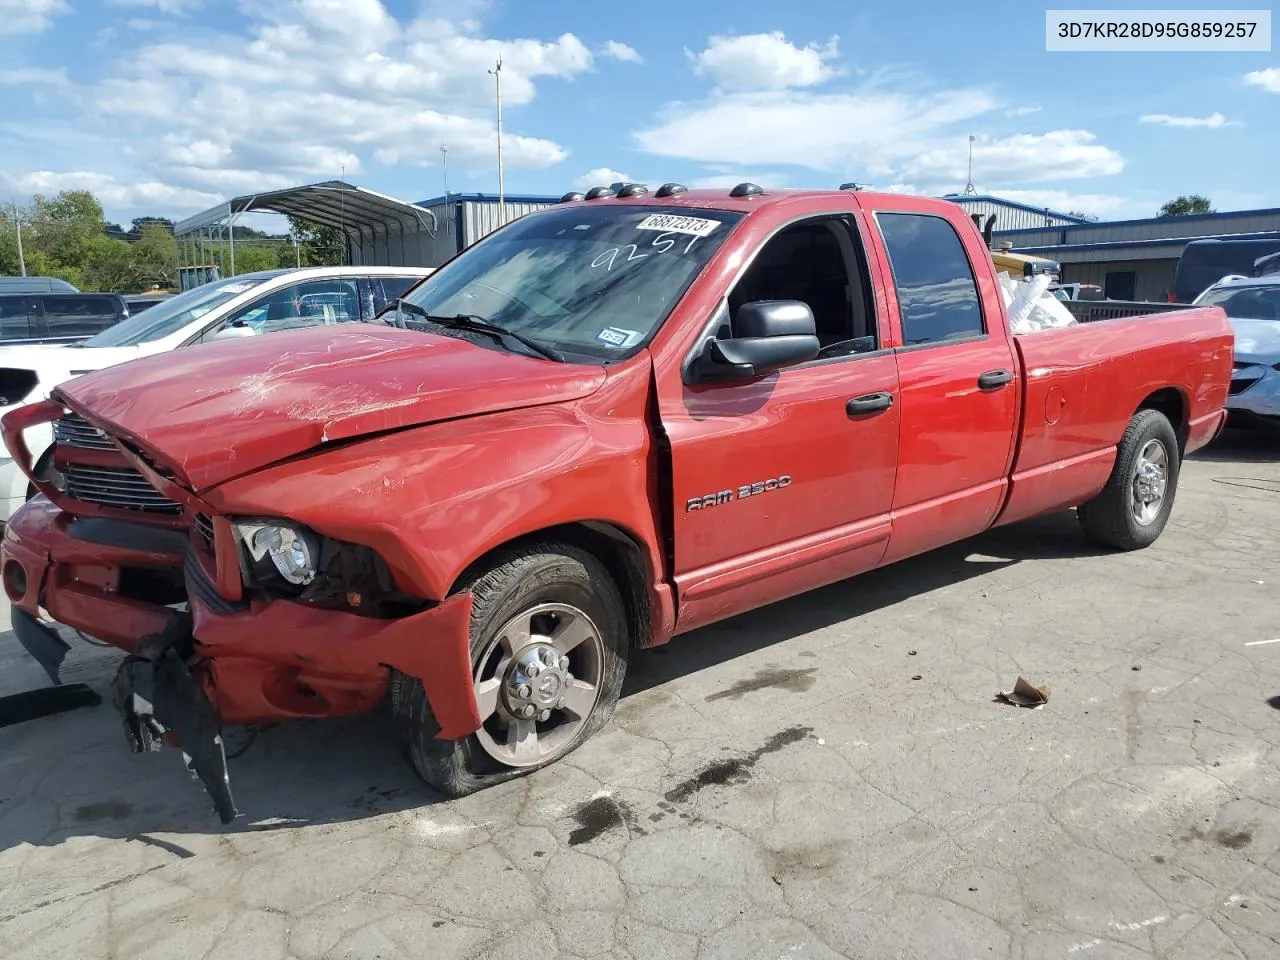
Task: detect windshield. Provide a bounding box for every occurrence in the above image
[397,204,744,359]
[81,277,269,347]
[1196,285,1280,321]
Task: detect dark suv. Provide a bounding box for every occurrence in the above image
[0,293,130,345]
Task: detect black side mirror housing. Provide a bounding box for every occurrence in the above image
[694,300,820,381]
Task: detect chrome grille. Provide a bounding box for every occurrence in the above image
[194,513,215,551]
[54,413,115,451]
[64,463,182,515]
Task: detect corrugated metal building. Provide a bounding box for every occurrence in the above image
[944,194,1089,231]
[995,207,1280,301]
[349,193,559,267]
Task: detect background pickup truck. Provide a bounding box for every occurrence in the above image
[1,184,1232,821]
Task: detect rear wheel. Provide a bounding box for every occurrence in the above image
[391,543,628,797]
[1077,409,1180,550]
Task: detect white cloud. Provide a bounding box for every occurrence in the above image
[106,0,202,14]
[601,40,642,64]
[1243,68,1280,93]
[903,130,1125,185]
[636,88,999,177]
[635,84,1124,194]
[0,170,221,212]
[9,5,632,213]
[1005,105,1041,117]
[0,67,70,87]
[0,0,68,34]
[1139,112,1228,128]
[573,167,631,190]
[689,32,841,90]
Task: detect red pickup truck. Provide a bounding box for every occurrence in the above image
[2,185,1232,820]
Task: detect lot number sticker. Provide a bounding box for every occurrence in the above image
[635,214,721,238]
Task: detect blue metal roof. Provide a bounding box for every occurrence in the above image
[416,192,560,207]
[995,206,1280,243]
[1014,231,1280,255]
[942,194,1091,224]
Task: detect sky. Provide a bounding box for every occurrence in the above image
[1,0,1278,226]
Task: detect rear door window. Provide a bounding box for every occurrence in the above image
[39,296,124,341]
[875,213,986,345]
[0,297,39,342]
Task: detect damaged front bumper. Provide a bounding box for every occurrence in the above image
[113,614,238,823]
[3,496,481,822]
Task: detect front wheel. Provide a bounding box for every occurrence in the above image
[391,543,628,798]
[1077,409,1180,550]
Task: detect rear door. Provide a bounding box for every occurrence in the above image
[862,202,1019,564]
[41,295,123,342]
[0,297,40,343]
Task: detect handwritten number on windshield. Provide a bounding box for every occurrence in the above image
[591,243,648,271]
[591,232,700,271]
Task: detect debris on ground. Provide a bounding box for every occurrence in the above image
[996,676,1050,709]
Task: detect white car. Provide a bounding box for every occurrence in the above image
[0,265,432,521]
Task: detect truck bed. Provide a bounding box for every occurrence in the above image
[995,303,1233,528]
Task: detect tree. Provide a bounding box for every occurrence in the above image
[135,222,179,287]
[82,235,145,292]
[287,216,347,267]
[1066,210,1100,222]
[1159,195,1214,217]
[29,190,107,267]
[230,245,280,274]
[131,216,174,234]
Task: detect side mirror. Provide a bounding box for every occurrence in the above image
[694,300,820,382]
[210,325,257,342]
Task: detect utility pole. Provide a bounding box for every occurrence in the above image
[440,144,449,197]
[963,134,977,195]
[292,234,301,268]
[14,208,26,277]
[489,57,505,225]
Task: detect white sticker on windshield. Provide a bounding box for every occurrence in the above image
[220,282,256,294]
[635,214,720,238]
[595,326,642,348]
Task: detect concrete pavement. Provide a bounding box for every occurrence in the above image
[1,430,1278,959]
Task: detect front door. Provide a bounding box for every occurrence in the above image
[862,205,1019,564]
[657,213,901,633]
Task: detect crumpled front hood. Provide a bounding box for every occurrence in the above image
[1231,318,1280,365]
[55,325,606,491]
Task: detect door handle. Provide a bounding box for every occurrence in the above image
[977,369,1013,390]
[846,392,894,416]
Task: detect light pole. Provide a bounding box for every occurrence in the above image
[440,144,449,197]
[489,57,505,225]
[964,134,977,195]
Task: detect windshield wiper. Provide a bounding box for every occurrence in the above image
[392,300,564,362]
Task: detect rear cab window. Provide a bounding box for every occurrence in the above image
[875,213,986,346]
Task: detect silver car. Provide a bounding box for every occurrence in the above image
[1194,275,1280,430]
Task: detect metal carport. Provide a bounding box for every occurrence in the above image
[172,180,441,277]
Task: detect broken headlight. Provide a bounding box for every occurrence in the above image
[233,520,319,586]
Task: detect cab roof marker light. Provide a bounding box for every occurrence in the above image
[558,192,585,203]
[729,182,763,198]
[655,183,688,198]
[616,183,648,198]
[584,186,617,200]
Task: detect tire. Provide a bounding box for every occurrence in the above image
[391,542,629,798]
[1077,409,1180,551]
